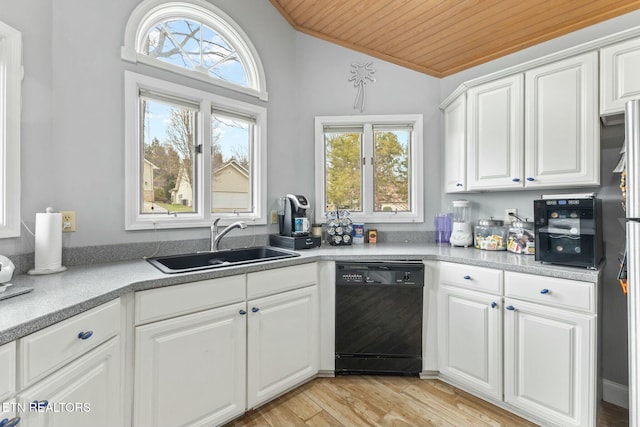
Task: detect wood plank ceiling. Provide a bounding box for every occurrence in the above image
[270,0,640,78]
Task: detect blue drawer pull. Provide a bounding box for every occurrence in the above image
[456,183,463,187]
[506,305,515,311]
[4,418,20,427]
[491,302,497,309]
[463,275,471,280]
[540,289,550,294]
[512,178,520,182]
[526,177,535,181]
[252,307,260,313]
[239,309,247,315]
[78,331,93,340]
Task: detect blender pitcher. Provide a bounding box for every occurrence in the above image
[449,200,473,247]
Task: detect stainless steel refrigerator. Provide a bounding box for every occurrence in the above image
[626,99,640,426]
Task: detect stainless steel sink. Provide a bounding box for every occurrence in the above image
[147,246,300,274]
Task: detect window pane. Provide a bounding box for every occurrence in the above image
[324,131,362,212]
[141,97,197,214]
[211,113,253,213]
[373,129,410,212]
[143,19,248,87]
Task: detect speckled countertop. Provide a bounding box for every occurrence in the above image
[0,243,601,346]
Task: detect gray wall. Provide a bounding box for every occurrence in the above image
[0,0,636,388]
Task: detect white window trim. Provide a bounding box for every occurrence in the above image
[0,21,22,238]
[121,0,268,101]
[124,71,267,230]
[314,114,424,224]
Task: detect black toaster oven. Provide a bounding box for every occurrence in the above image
[534,197,603,269]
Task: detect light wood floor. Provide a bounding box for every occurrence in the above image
[227,376,629,427]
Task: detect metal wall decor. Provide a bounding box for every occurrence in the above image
[348,62,376,112]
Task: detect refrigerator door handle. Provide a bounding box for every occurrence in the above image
[625,100,640,218]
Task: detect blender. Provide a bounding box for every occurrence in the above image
[449,200,473,247]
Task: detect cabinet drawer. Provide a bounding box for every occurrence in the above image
[0,341,15,402]
[135,275,245,325]
[439,262,503,294]
[247,263,317,299]
[18,298,121,389]
[504,272,595,313]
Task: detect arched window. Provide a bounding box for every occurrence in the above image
[122,0,267,100]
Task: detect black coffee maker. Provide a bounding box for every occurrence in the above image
[270,194,321,250]
[281,194,310,236]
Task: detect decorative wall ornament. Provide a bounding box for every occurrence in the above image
[348,62,376,112]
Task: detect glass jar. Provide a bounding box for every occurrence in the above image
[507,221,535,254]
[474,219,507,250]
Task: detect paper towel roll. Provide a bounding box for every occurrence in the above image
[29,207,66,274]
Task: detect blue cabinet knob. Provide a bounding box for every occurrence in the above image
[491,302,497,309]
[252,307,260,313]
[512,178,520,182]
[526,177,535,181]
[456,183,463,187]
[239,309,247,315]
[77,331,93,340]
[506,305,515,311]
[463,275,471,280]
[540,289,550,294]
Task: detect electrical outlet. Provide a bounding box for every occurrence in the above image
[61,211,76,232]
[505,208,518,225]
[270,210,278,224]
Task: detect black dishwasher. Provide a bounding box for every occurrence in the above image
[335,261,424,376]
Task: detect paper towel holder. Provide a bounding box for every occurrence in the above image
[27,207,67,276]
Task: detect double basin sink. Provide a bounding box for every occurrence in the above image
[147,246,300,274]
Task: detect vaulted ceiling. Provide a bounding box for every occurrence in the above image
[270,0,640,78]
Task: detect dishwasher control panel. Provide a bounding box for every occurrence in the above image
[335,261,424,286]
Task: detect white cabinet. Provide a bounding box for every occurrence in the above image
[503,299,595,427]
[132,263,319,425]
[0,342,15,404]
[600,37,640,119]
[247,285,319,408]
[134,302,246,427]
[524,52,599,188]
[18,337,122,427]
[438,265,598,426]
[443,93,466,193]
[467,74,524,190]
[503,271,597,427]
[437,285,502,400]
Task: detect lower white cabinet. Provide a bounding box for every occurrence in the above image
[17,337,122,427]
[134,302,246,427]
[247,285,319,408]
[504,298,596,427]
[437,264,598,427]
[132,263,319,426]
[437,285,502,400]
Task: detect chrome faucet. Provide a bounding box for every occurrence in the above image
[211,218,247,251]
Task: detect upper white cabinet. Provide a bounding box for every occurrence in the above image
[443,93,467,193]
[467,74,524,190]
[524,52,600,188]
[443,50,600,191]
[601,36,640,118]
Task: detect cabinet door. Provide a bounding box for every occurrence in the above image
[437,286,502,400]
[601,37,640,117]
[467,74,524,190]
[0,341,15,403]
[17,337,122,427]
[504,298,596,427]
[247,285,319,409]
[134,302,246,427]
[525,52,599,188]
[443,93,466,193]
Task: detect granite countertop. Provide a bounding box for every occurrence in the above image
[0,243,601,346]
